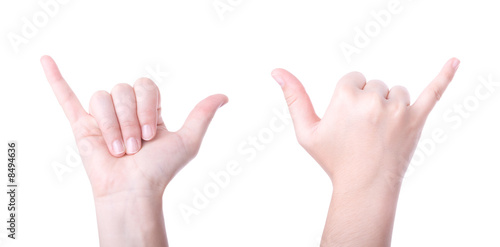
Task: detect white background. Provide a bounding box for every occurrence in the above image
[1,0,499,246]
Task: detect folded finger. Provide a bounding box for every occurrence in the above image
[387,86,410,106]
[89,90,125,157]
[111,83,141,155]
[134,78,160,141]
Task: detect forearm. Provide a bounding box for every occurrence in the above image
[94,191,168,247]
[321,181,401,247]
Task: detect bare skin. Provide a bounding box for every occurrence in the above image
[272,58,460,247]
[41,55,228,247]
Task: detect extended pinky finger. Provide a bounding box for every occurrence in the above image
[412,58,460,121]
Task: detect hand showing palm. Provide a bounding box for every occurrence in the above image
[41,56,228,200]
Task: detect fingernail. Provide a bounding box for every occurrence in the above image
[126,137,139,154]
[112,140,125,155]
[219,101,227,108]
[142,125,153,140]
[272,74,285,87]
[452,59,460,70]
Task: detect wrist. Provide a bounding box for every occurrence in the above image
[322,183,401,247]
[94,190,167,247]
[330,166,404,197]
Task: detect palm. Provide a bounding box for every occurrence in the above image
[73,115,186,198]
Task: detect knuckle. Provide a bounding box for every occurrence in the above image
[366,91,384,105]
[91,90,109,102]
[431,87,443,101]
[118,119,138,129]
[115,108,133,120]
[346,71,365,80]
[114,96,136,112]
[134,77,157,91]
[58,89,76,107]
[368,79,387,88]
[441,72,454,82]
[74,124,101,140]
[394,85,408,92]
[138,108,157,118]
[111,83,133,95]
[285,94,299,108]
[339,71,360,83]
[334,86,356,101]
[337,71,366,91]
[336,81,350,91]
[89,91,110,111]
[134,79,158,103]
[100,119,119,133]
